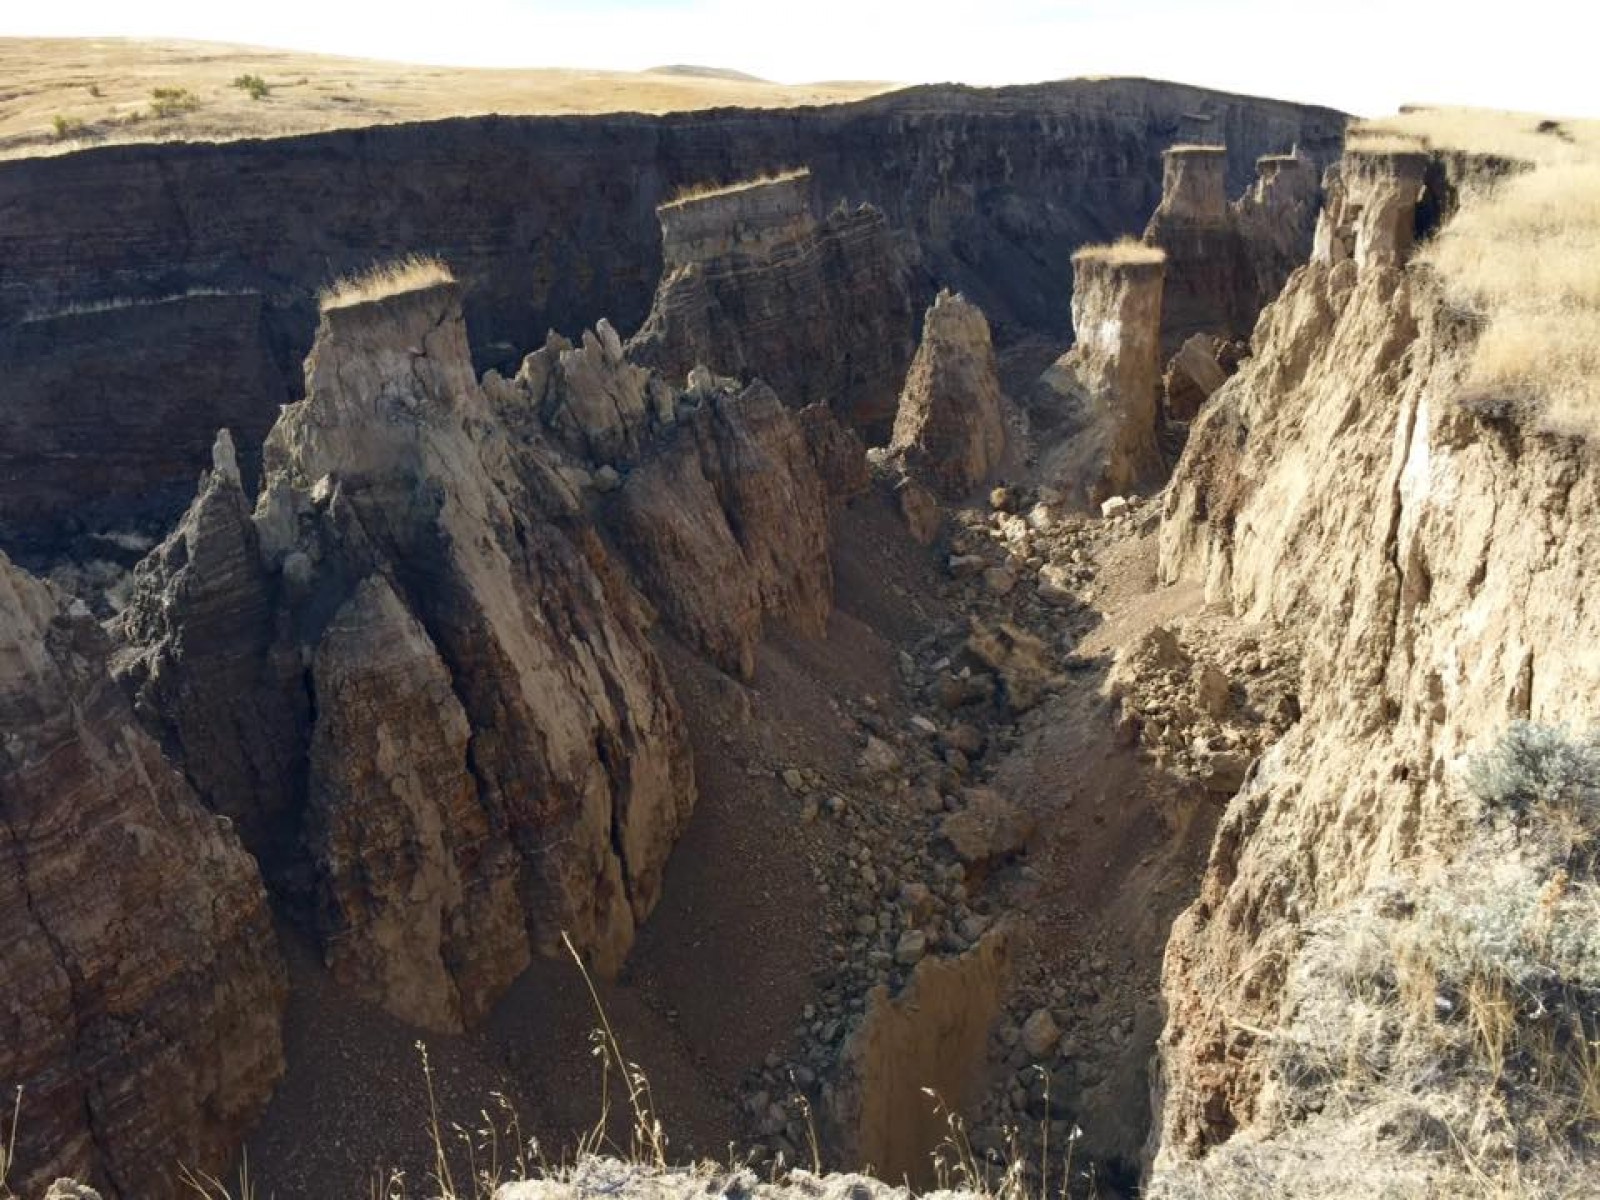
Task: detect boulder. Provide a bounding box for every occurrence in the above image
[1163,334,1232,422]
[940,788,1036,866]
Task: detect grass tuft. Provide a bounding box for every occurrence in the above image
[318,255,456,312]
[661,168,809,208]
[1073,237,1166,267]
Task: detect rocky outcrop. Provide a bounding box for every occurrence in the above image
[888,291,1006,498]
[115,280,701,1034]
[114,431,307,873]
[605,378,833,679]
[116,270,845,1039]
[625,171,917,434]
[831,929,1011,1187]
[0,550,286,1199]
[1149,147,1600,1179]
[1029,245,1167,506]
[1143,146,1321,355]
[267,281,697,982]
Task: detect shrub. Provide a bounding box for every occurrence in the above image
[232,73,270,101]
[50,114,86,140]
[148,86,201,118]
[1468,721,1600,868]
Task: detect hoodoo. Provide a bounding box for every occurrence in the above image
[1030,242,1168,505]
[888,290,1007,498]
[1143,144,1321,356]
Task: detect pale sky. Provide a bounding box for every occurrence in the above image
[7,0,1595,119]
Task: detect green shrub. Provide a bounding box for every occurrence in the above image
[50,114,86,140]
[231,73,270,100]
[149,87,201,118]
[1468,720,1600,866]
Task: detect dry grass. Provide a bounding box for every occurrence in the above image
[318,255,455,312]
[1354,107,1600,435]
[0,1087,19,1200]
[661,167,809,208]
[1073,237,1166,267]
[0,38,896,161]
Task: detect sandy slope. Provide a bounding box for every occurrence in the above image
[0,38,896,159]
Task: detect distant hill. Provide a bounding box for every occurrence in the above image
[645,64,769,82]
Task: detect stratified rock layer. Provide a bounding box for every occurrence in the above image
[625,171,917,433]
[0,550,286,1200]
[888,290,1006,498]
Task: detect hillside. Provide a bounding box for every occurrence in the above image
[0,38,896,158]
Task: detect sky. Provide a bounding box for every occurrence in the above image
[6,0,1596,119]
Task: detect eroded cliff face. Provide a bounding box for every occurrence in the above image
[114,279,848,1039]
[0,292,291,557]
[0,550,287,1199]
[1148,149,1600,1184]
[625,172,916,434]
[0,79,1344,559]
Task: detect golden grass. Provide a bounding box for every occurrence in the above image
[661,167,809,208]
[1356,107,1600,435]
[0,38,897,161]
[1074,237,1167,267]
[318,255,454,312]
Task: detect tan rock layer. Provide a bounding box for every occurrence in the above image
[1030,253,1167,506]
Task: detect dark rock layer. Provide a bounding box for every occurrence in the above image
[0,80,1344,554]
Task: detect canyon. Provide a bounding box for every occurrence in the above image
[2,54,1596,1200]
